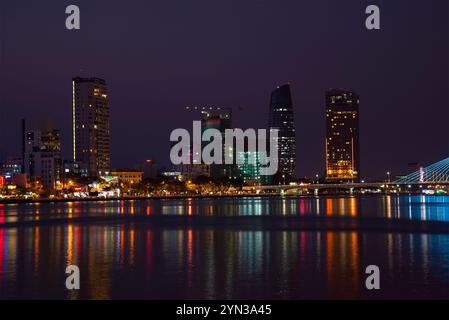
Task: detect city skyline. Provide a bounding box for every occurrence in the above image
[0,74,447,181]
[0,1,448,304]
[0,1,448,180]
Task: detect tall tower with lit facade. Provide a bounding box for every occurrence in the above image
[268,84,296,183]
[325,89,360,182]
[72,77,110,177]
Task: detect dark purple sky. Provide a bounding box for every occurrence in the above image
[0,0,448,179]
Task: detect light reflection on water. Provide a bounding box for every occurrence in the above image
[0,195,449,223]
[0,226,448,299]
[0,195,448,299]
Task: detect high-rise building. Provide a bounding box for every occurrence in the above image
[200,107,236,179]
[22,119,62,190]
[325,89,360,182]
[237,151,261,185]
[72,77,110,177]
[183,106,239,180]
[268,84,296,183]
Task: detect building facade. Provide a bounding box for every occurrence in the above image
[200,107,237,179]
[110,169,143,185]
[1,156,22,178]
[237,151,261,185]
[325,89,360,182]
[22,120,62,190]
[183,106,239,180]
[72,77,110,177]
[268,84,296,183]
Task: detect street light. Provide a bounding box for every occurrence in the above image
[386,171,391,183]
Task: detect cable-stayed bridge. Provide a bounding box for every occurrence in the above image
[246,157,449,193]
[394,157,449,184]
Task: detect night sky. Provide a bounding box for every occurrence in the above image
[0,0,448,179]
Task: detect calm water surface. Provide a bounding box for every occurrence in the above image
[0,195,448,299]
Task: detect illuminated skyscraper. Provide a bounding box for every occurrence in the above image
[237,151,261,185]
[325,89,360,182]
[72,77,110,177]
[268,84,296,183]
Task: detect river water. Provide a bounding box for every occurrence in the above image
[0,195,448,299]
